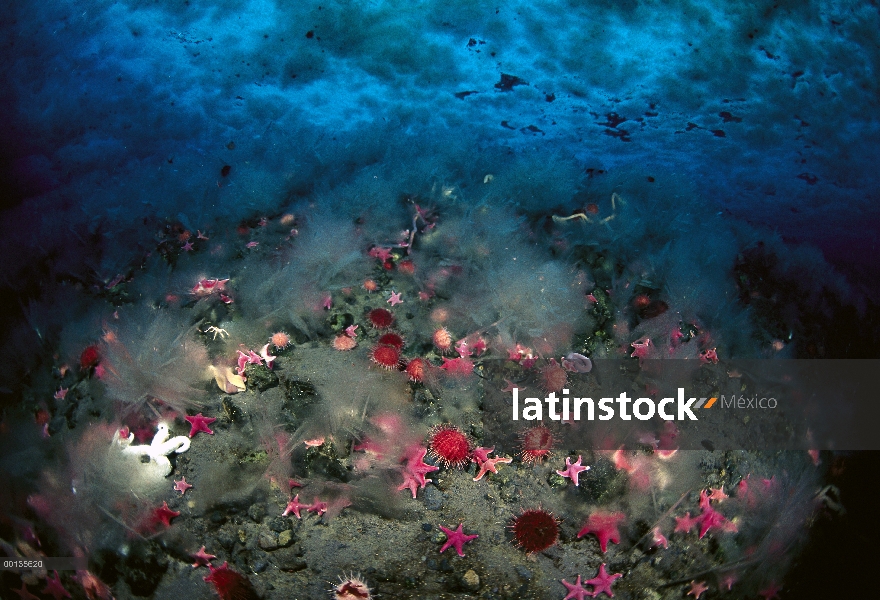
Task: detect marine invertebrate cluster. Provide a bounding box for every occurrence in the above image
[2,178,846,599]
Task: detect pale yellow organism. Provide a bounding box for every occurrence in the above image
[207,364,246,394]
[202,325,229,340]
[552,192,623,225]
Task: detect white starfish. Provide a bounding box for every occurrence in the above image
[114,423,190,477]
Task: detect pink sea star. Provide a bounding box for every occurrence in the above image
[586,563,622,597]
[184,413,216,437]
[577,511,625,553]
[173,477,193,495]
[556,455,590,487]
[387,290,403,306]
[651,526,668,549]
[439,357,474,375]
[674,512,700,534]
[397,445,439,498]
[282,494,310,519]
[12,581,39,600]
[42,571,71,600]
[151,501,180,528]
[561,575,590,600]
[191,546,216,568]
[438,523,479,556]
[471,446,513,481]
[686,580,709,599]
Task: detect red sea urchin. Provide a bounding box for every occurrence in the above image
[80,345,100,370]
[428,424,472,468]
[368,308,395,329]
[511,508,560,554]
[377,332,405,349]
[519,425,555,464]
[370,345,400,370]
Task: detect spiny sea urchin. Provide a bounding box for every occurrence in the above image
[428,424,472,468]
[370,345,400,370]
[377,332,405,349]
[368,308,395,329]
[510,508,559,554]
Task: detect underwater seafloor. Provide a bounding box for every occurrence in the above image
[1,171,877,600]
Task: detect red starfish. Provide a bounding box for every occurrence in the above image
[719,573,737,591]
[577,511,625,553]
[185,413,216,437]
[12,581,40,600]
[42,571,71,600]
[586,563,622,597]
[707,485,728,502]
[173,477,193,495]
[153,501,181,527]
[556,455,590,487]
[651,526,668,549]
[697,490,736,538]
[191,545,216,568]
[758,581,782,600]
[561,575,590,600]
[308,499,328,516]
[397,445,440,498]
[439,357,474,375]
[471,446,513,481]
[501,379,525,393]
[369,247,393,261]
[438,523,479,556]
[686,580,709,599]
[387,291,403,306]
[674,512,700,534]
[282,494,310,519]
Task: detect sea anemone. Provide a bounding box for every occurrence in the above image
[539,359,568,393]
[432,327,453,353]
[204,562,259,600]
[404,358,427,382]
[271,331,292,350]
[333,335,357,351]
[331,573,372,600]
